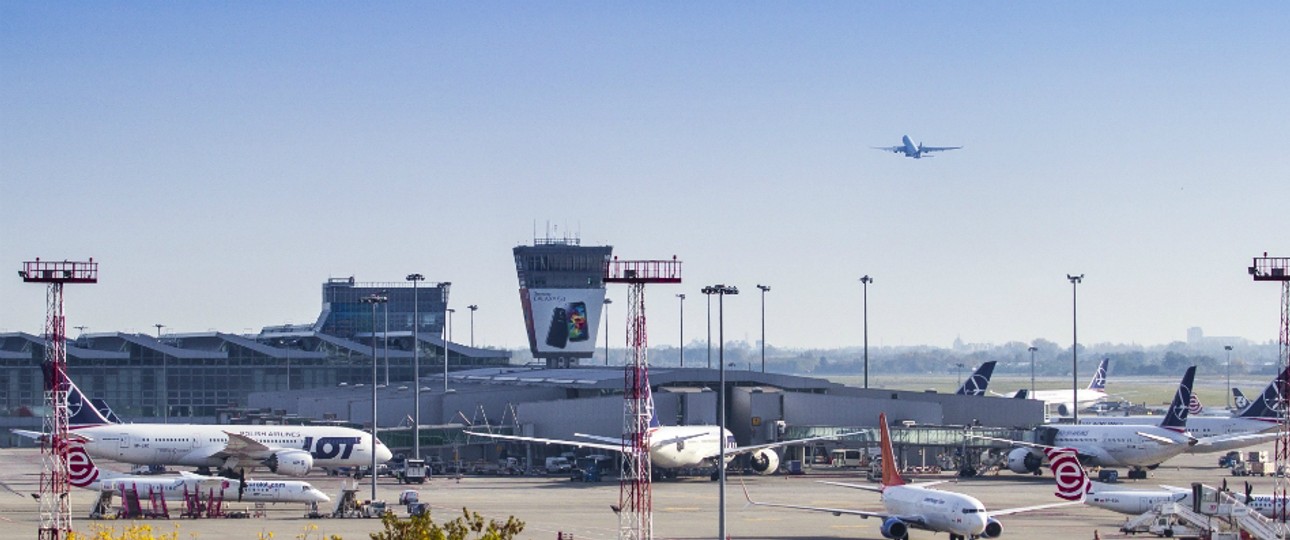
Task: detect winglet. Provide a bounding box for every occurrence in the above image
[1042,447,1089,501]
[877,413,904,487]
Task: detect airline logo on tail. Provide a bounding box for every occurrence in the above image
[1087,359,1109,391]
[956,361,996,396]
[1237,366,1290,419]
[1233,388,1251,410]
[641,368,660,430]
[1188,394,1204,416]
[1160,366,1197,430]
[66,445,100,488]
[1043,447,1089,501]
[45,365,114,428]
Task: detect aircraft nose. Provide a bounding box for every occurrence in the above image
[314,491,332,503]
[376,442,393,463]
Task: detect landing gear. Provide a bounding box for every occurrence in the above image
[1127,468,1148,480]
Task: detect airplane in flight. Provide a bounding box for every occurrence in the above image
[986,366,1197,480]
[996,358,1110,416]
[64,443,330,505]
[1079,365,1289,454]
[743,412,1081,540]
[955,361,997,396]
[465,383,850,479]
[14,368,392,477]
[872,135,962,159]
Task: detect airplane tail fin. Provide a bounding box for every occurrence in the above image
[877,413,904,487]
[59,368,115,427]
[641,368,660,429]
[955,361,996,396]
[1043,447,1089,501]
[1233,388,1251,411]
[1014,389,1029,400]
[1188,393,1205,417]
[1236,365,1290,419]
[1086,358,1109,391]
[1159,366,1197,429]
[64,443,103,488]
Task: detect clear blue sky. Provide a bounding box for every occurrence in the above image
[3,3,1287,350]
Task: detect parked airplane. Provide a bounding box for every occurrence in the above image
[14,369,392,477]
[872,135,962,159]
[985,366,1197,480]
[955,362,997,396]
[465,383,847,478]
[1233,388,1251,410]
[1079,366,1288,454]
[997,358,1110,416]
[743,413,1080,540]
[65,443,331,505]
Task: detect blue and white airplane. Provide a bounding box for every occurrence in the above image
[872,135,962,159]
[955,361,997,396]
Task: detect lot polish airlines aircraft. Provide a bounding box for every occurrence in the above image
[65,444,330,505]
[1080,366,1289,454]
[872,135,962,159]
[466,384,848,478]
[743,413,1082,540]
[955,362,997,396]
[984,366,1198,480]
[14,370,391,477]
[996,358,1110,415]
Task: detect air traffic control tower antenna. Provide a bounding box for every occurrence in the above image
[604,257,681,540]
[1250,255,1290,527]
[20,259,98,540]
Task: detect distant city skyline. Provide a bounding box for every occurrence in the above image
[3,4,1287,350]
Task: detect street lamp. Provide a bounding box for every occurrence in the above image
[1067,274,1084,424]
[955,363,966,390]
[468,305,478,348]
[859,276,873,389]
[673,294,685,367]
[447,308,455,381]
[382,292,390,387]
[361,293,387,501]
[282,338,300,392]
[701,284,738,540]
[706,292,712,369]
[155,324,167,423]
[441,282,451,393]
[406,273,424,459]
[1028,346,1038,397]
[757,285,770,373]
[1225,345,1234,409]
[603,298,612,365]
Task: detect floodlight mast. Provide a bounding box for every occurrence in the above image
[1249,255,1290,522]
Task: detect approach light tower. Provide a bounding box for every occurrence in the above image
[20,259,99,540]
[1249,254,1290,523]
[604,257,681,540]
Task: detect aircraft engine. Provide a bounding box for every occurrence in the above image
[266,449,314,476]
[879,516,909,539]
[1006,447,1044,475]
[748,449,780,475]
[1057,404,1071,417]
[982,517,1003,538]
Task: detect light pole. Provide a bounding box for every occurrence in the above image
[1028,346,1038,397]
[361,293,387,501]
[603,298,612,365]
[468,305,478,348]
[155,324,167,423]
[406,273,424,459]
[757,285,770,373]
[706,292,712,369]
[282,338,300,392]
[1225,345,1234,409]
[702,284,738,540]
[382,294,390,387]
[860,276,873,389]
[1067,274,1084,424]
[676,294,685,367]
[955,363,966,390]
[441,282,451,393]
[447,308,455,384]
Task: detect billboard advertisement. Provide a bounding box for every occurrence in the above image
[520,288,606,357]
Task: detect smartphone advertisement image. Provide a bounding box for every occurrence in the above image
[521,289,605,355]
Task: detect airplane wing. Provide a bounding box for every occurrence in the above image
[989,500,1083,516]
[871,146,904,153]
[699,432,863,462]
[10,429,92,443]
[740,481,923,523]
[1193,431,1280,449]
[209,430,277,461]
[463,431,624,454]
[1134,431,1189,445]
[920,146,962,153]
[819,479,947,493]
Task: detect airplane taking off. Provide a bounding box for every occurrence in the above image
[466,382,849,478]
[955,361,997,396]
[984,366,1198,480]
[997,358,1110,415]
[872,135,962,159]
[65,443,330,505]
[13,369,392,477]
[743,413,1081,540]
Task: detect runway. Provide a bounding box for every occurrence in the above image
[0,443,1278,539]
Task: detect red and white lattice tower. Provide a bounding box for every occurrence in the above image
[1250,255,1290,531]
[604,258,681,540]
[20,259,98,540]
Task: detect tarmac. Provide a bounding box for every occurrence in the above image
[0,442,1281,540]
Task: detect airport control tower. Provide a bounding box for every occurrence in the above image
[514,236,613,368]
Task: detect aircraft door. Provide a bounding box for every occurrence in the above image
[118,433,129,449]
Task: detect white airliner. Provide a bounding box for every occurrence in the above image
[465,384,847,477]
[743,413,1081,540]
[1079,366,1288,454]
[872,135,962,159]
[14,369,392,477]
[997,358,1109,416]
[66,444,330,505]
[986,366,1198,480]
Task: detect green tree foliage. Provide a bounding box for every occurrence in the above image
[371,508,525,540]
